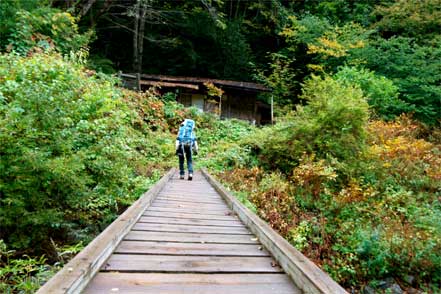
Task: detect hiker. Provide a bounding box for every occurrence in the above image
[175,119,198,180]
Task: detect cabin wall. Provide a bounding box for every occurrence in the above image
[178,90,264,124]
[192,94,205,112]
[222,92,257,123]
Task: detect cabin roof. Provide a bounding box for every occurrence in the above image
[128,73,270,92]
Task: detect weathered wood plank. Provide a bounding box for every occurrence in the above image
[132,222,250,235]
[83,273,300,294]
[152,200,229,210]
[143,210,238,221]
[125,231,260,244]
[155,196,225,204]
[201,169,348,294]
[36,169,176,294]
[160,189,218,194]
[159,193,220,198]
[146,206,231,215]
[160,187,217,192]
[138,216,244,227]
[115,241,270,256]
[102,254,283,273]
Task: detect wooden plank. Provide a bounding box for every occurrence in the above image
[160,185,217,191]
[156,196,224,204]
[140,80,199,90]
[154,198,228,206]
[146,206,231,215]
[201,169,348,294]
[83,273,301,294]
[143,210,238,221]
[159,192,220,197]
[132,223,251,235]
[151,201,229,210]
[125,231,260,244]
[138,216,244,227]
[159,193,220,198]
[36,169,176,294]
[158,194,225,204]
[115,241,270,256]
[160,187,217,192]
[102,254,283,273]
[151,202,229,210]
[138,74,269,92]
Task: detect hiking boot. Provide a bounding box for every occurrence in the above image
[188,173,193,181]
[180,175,184,180]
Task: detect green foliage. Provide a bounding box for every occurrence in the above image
[0,53,172,254]
[196,118,256,170]
[87,54,115,74]
[218,115,441,290]
[0,0,48,49]
[254,75,368,172]
[280,15,371,73]
[351,36,441,124]
[334,66,408,120]
[288,220,312,251]
[272,6,440,125]
[0,239,61,293]
[294,0,378,26]
[218,21,253,79]
[257,52,298,106]
[373,0,441,42]
[4,7,92,55]
[161,92,178,103]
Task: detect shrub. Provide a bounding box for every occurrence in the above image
[334,66,408,120]
[255,75,369,173]
[0,53,171,256]
[351,36,441,125]
[5,7,92,55]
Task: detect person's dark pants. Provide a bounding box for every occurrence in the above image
[178,144,193,176]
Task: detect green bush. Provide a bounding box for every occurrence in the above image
[334,66,408,120]
[254,75,369,172]
[0,53,169,254]
[223,115,441,290]
[5,7,92,55]
[351,36,441,125]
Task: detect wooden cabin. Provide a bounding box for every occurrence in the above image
[119,73,272,125]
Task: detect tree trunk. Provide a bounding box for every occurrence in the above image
[79,0,97,18]
[137,1,147,74]
[132,0,140,72]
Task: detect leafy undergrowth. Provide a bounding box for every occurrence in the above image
[207,76,440,293]
[0,52,181,292]
[213,117,440,293]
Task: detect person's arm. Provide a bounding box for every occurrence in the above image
[175,140,180,150]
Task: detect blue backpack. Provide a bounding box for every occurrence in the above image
[178,119,195,147]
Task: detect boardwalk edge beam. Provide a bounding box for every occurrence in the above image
[201,169,348,294]
[36,168,176,294]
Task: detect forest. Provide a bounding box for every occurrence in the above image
[0,0,440,293]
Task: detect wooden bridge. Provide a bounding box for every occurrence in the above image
[37,169,347,294]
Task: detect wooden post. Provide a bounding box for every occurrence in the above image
[228,95,231,118]
[136,72,141,91]
[254,98,257,125]
[271,94,274,125]
[219,95,222,118]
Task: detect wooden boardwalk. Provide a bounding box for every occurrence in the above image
[84,171,298,293]
[37,169,347,294]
